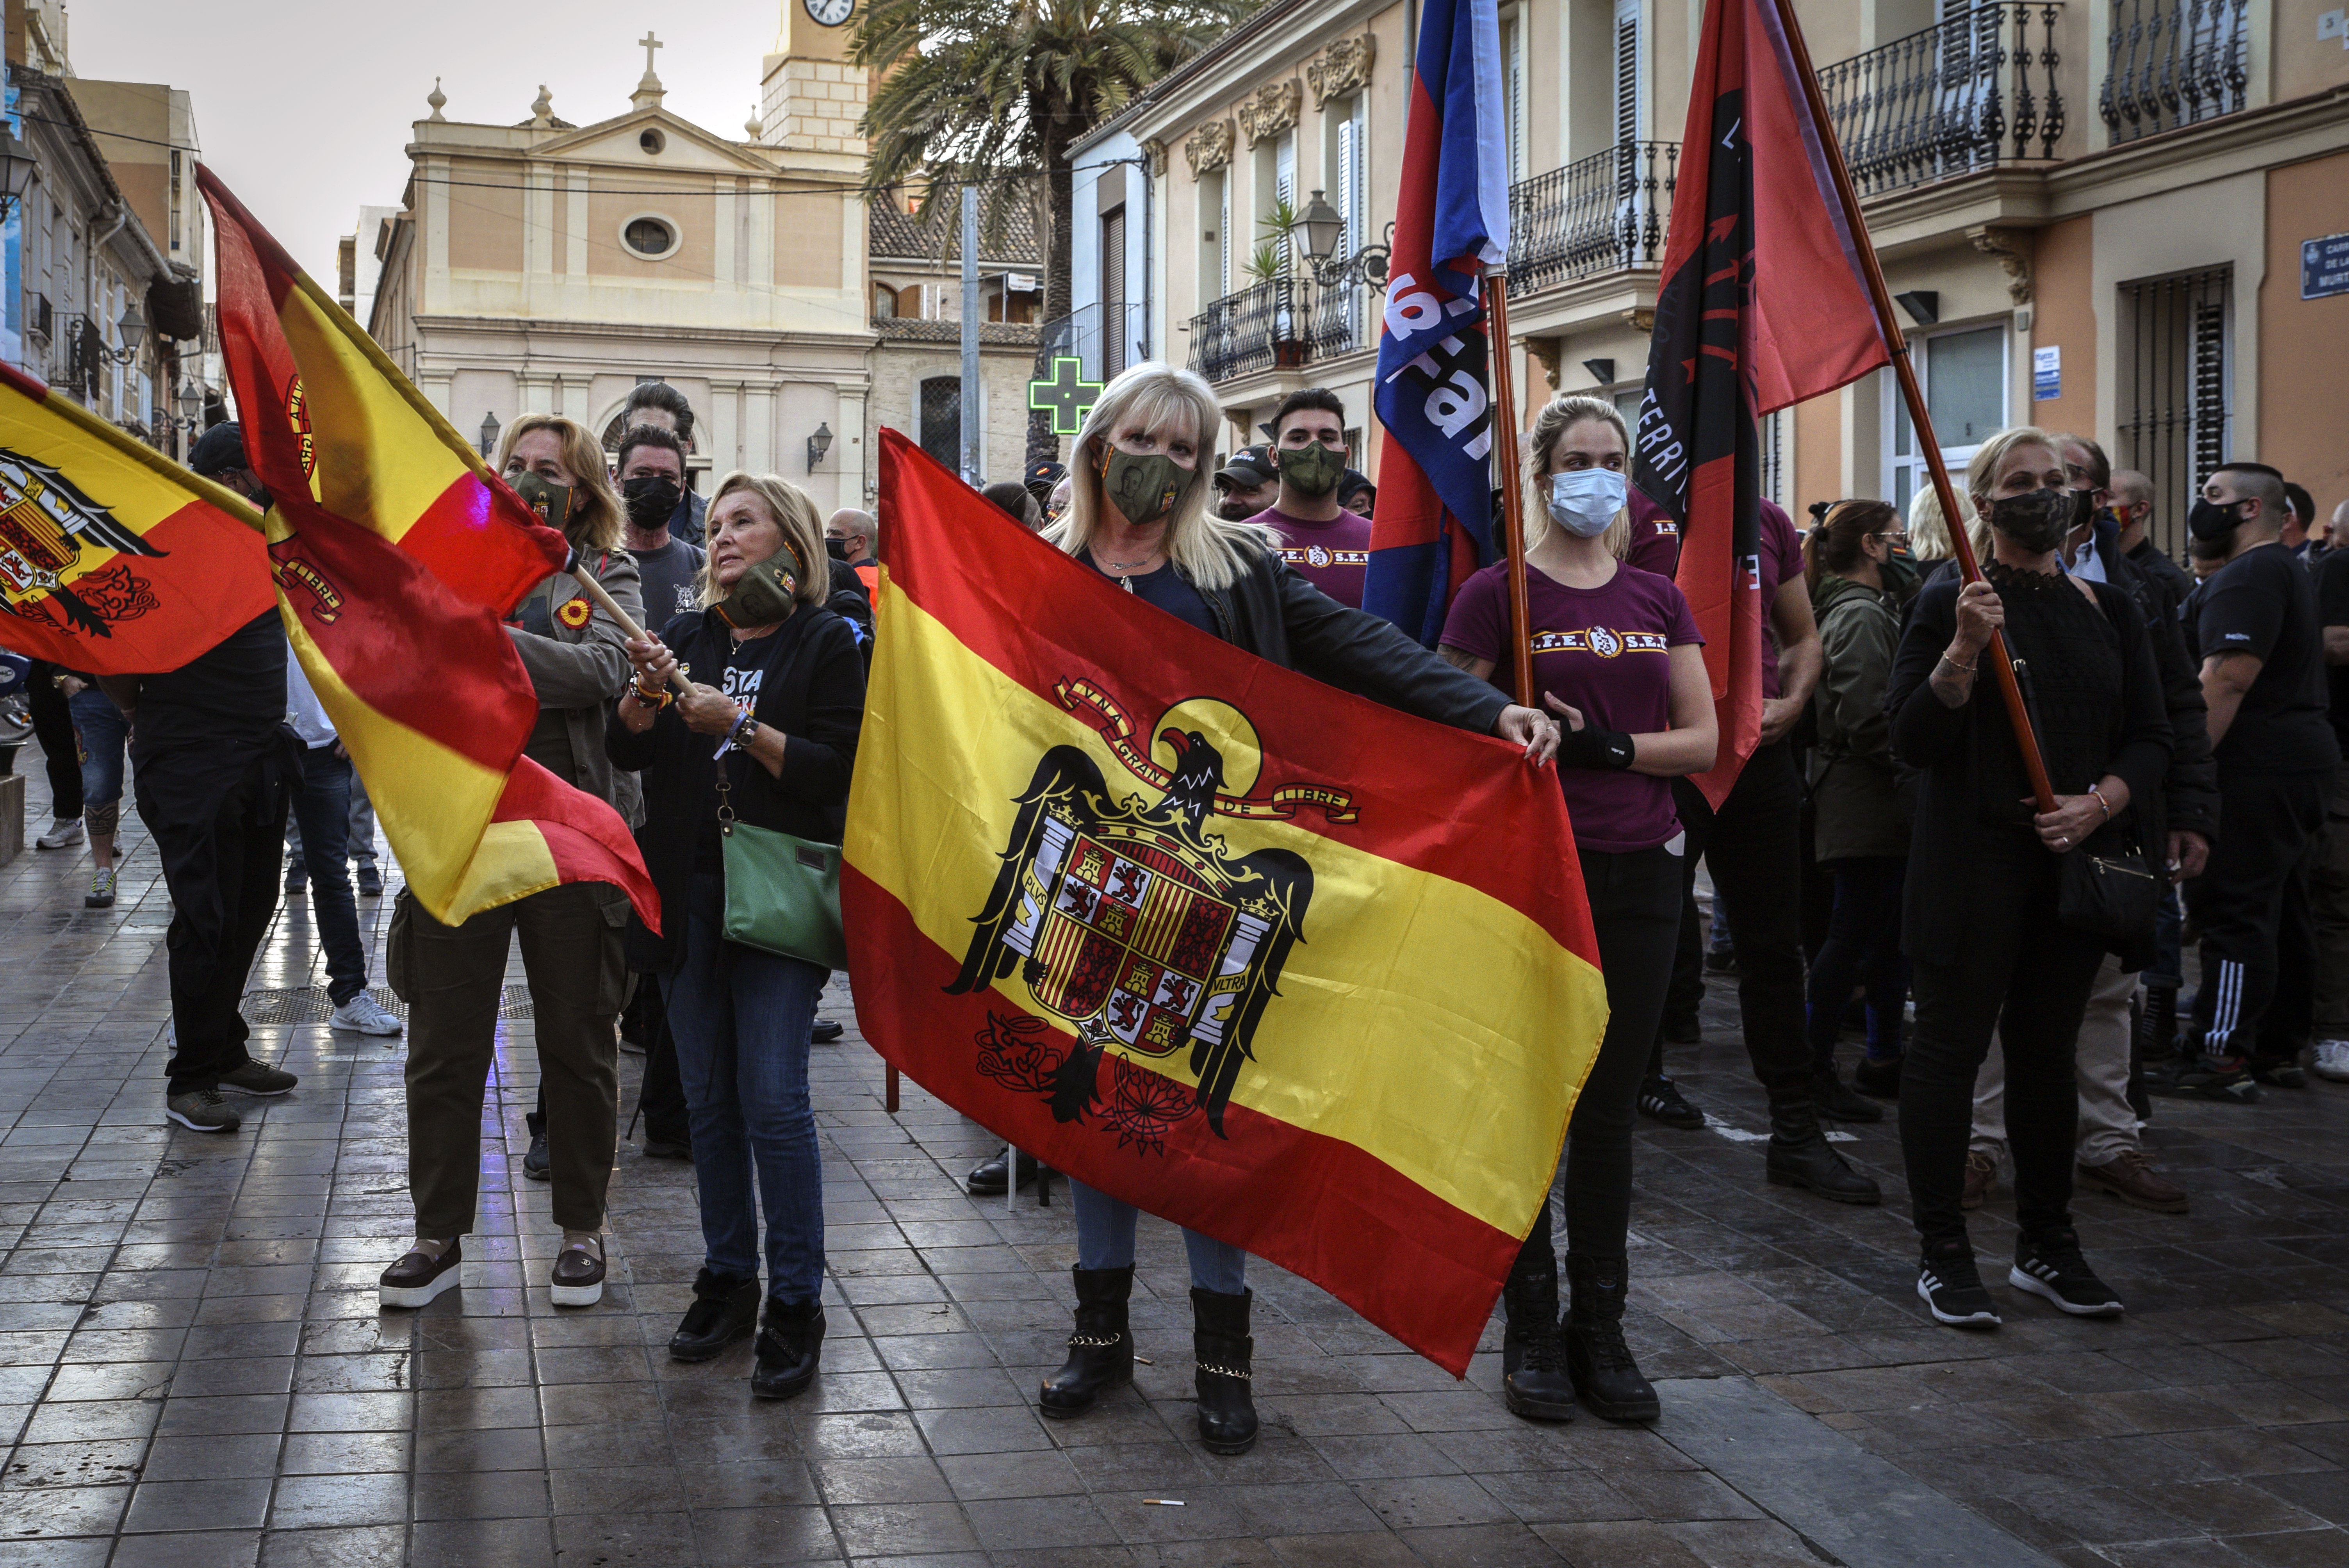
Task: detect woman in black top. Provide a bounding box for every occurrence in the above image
[1028,362,1560,1455]
[608,472,866,1400]
[1888,427,2170,1331]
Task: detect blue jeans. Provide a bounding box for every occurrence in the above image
[287,764,378,871]
[290,746,365,1006]
[68,688,126,809]
[2146,886,2185,991]
[663,873,827,1301]
[1069,1180,1247,1293]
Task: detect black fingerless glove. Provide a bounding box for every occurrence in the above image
[1556,723,1636,771]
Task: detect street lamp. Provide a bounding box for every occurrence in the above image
[1291,191,1389,290]
[0,132,32,221]
[1297,190,1345,269]
[806,420,832,473]
[116,300,146,359]
[478,410,501,458]
[177,381,203,423]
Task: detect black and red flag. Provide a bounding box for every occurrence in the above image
[1631,0,1891,805]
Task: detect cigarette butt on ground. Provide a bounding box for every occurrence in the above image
[1140,1499,1185,1506]
[1134,1356,1154,1365]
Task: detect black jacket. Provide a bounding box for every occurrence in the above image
[607,604,866,970]
[1184,542,1512,732]
[2095,527,2219,845]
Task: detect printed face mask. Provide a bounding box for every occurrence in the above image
[711,548,805,629]
[1987,487,2076,554]
[621,474,681,529]
[1547,468,1627,539]
[1100,449,1189,528]
[1276,441,1345,498]
[508,471,574,534]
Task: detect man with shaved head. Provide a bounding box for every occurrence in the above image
[2157,463,2340,1100]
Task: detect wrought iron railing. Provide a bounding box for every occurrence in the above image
[1187,277,1305,384]
[2100,0,2247,145]
[1305,269,1377,362]
[1818,2,2065,199]
[1040,302,1150,383]
[1506,141,1677,292]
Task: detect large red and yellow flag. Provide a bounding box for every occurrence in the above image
[0,365,274,670]
[200,166,654,931]
[847,432,1607,1373]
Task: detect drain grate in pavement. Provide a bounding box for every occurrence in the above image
[238,985,536,1023]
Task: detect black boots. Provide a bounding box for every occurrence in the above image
[1191,1286,1258,1454]
[1563,1254,1659,1422]
[1039,1265,1134,1416]
[750,1296,824,1399]
[669,1269,761,1361]
[1765,1097,1882,1204]
[1500,1250,1575,1422]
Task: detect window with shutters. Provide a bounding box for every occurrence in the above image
[918,376,961,471]
[1332,94,1367,258]
[1275,130,1297,272]
[1101,206,1129,380]
[1614,0,1643,146]
[2119,268,2232,562]
[1199,171,1228,301]
[1502,7,1527,182]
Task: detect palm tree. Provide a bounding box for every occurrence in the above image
[854,0,1251,467]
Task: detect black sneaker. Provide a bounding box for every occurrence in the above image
[810,1017,845,1044]
[2246,1053,2308,1089]
[2009,1230,2123,1317]
[284,864,306,896]
[355,864,383,897]
[1916,1244,2001,1329]
[523,1130,551,1181]
[2147,1055,2260,1104]
[1636,1076,1705,1130]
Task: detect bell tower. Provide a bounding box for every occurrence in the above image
[754,0,866,152]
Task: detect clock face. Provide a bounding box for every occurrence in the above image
[805,0,854,25]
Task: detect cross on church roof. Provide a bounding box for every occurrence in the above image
[640,31,663,75]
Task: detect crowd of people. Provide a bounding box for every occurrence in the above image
[27,360,2341,1449]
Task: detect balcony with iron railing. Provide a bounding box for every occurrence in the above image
[1817,1,2068,199]
[1040,301,1151,385]
[1505,141,1678,294]
[1185,260,1382,385]
[2100,0,2249,144]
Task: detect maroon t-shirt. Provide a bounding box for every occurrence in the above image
[1441,559,1703,853]
[1625,490,1804,698]
[1249,505,1373,608]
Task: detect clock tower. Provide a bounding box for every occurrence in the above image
[755,0,865,153]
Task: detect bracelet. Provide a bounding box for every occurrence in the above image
[726,706,756,745]
[630,679,672,709]
[1939,652,1979,676]
[2089,784,2112,821]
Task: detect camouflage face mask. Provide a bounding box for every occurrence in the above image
[507,470,573,534]
[711,549,804,629]
[1276,441,1345,498]
[1099,448,1190,528]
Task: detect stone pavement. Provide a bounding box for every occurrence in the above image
[0,770,2340,1566]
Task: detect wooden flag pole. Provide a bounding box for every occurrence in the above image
[563,549,693,697]
[1764,0,2056,813]
[1485,267,1538,708]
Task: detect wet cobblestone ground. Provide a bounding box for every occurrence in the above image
[0,746,2341,1566]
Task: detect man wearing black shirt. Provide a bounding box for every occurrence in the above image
[2310,547,2349,1081]
[2161,463,2340,1100]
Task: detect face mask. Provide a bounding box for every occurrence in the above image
[2189,497,2244,543]
[508,471,573,534]
[1100,448,1189,528]
[1987,487,2075,554]
[711,547,806,630]
[1547,469,1626,539]
[621,474,680,529]
[825,535,849,561]
[1276,442,1344,498]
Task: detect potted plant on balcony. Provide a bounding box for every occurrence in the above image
[1249,199,1309,369]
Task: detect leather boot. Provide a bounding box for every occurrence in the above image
[1765,1096,1882,1205]
[1500,1249,1575,1422]
[668,1268,761,1361]
[750,1296,824,1399]
[1563,1254,1659,1422]
[1191,1286,1258,1454]
[1038,1265,1133,1417]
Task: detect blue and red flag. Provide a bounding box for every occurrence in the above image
[1631,0,1891,805]
[1363,0,1513,647]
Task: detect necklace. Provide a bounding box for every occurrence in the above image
[1094,550,1162,592]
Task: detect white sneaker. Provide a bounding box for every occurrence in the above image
[36,818,84,849]
[2314,1041,2349,1083]
[330,993,404,1036]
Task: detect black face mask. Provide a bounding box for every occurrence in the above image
[1987,487,2075,554]
[620,475,681,529]
[2189,497,2244,543]
[825,535,849,561]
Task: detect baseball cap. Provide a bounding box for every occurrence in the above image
[187,422,251,479]
[1214,445,1277,489]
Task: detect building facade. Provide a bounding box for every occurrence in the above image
[1074,0,2349,554]
[367,12,876,508]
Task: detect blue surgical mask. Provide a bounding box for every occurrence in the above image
[1547,469,1626,538]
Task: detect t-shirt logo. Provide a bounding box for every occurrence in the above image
[1530,627,1669,658]
[1307,545,1330,568]
[1279,545,1369,569]
[722,666,764,704]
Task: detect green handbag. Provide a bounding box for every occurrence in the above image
[716,770,847,970]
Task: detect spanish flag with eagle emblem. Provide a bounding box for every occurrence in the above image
[199,166,655,932]
[0,364,274,670]
[846,431,1608,1374]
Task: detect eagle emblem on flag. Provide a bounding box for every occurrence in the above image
[0,449,165,636]
[948,697,1317,1142]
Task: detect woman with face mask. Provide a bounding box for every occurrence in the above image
[1437,395,1717,1425]
[378,414,644,1316]
[1028,363,1562,1455]
[1885,426,2171,1332]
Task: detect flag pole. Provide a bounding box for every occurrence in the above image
[1764,0,2056,813]
[563,549,693,697]
[1485,267,1537,708]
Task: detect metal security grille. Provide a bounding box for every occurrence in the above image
[918,377,961,470]
[2118,268,2230,563]
[237,985,539,1024]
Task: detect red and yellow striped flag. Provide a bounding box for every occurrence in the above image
[200,166,655,932]
[846,432,1608,1372]
[0,365,274,671]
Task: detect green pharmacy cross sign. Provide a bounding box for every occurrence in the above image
[1028,356,1103,437]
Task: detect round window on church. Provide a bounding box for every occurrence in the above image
[622,215,679,259]
[639,128,666,155]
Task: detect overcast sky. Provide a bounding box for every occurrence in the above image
[75,0,791,279]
